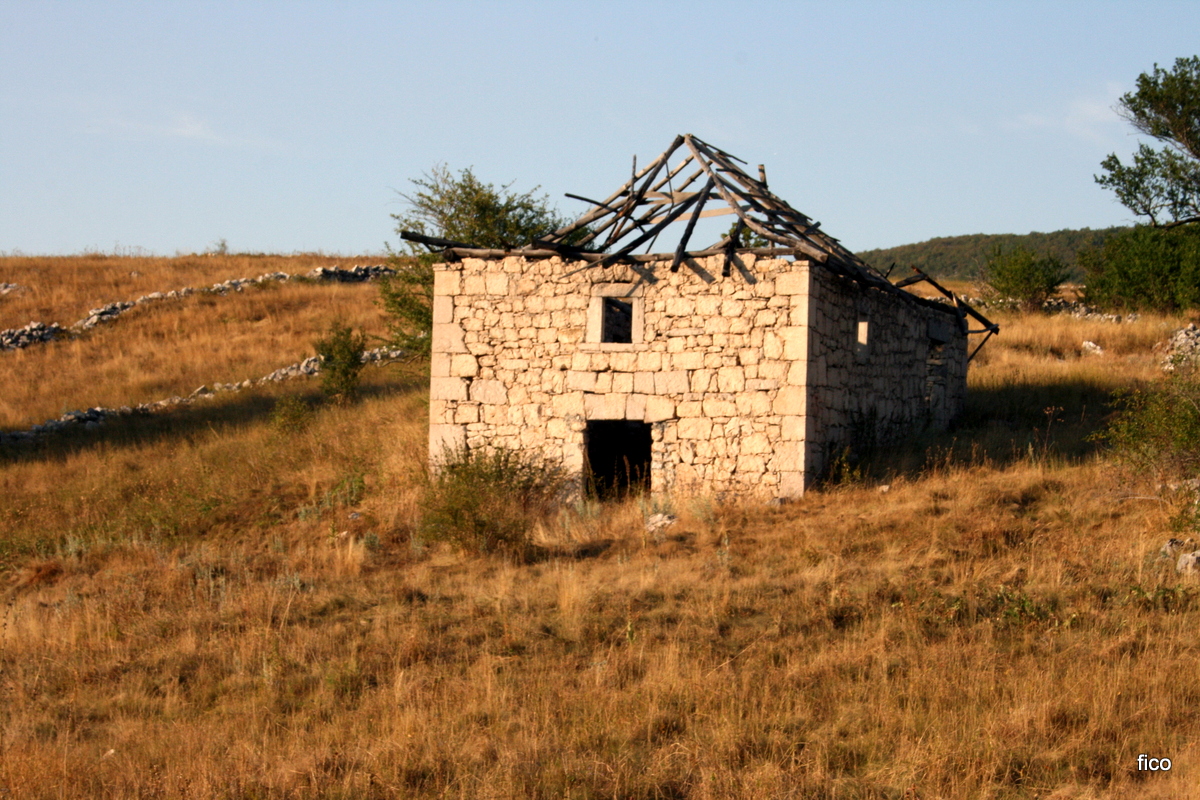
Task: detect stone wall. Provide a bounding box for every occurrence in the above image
[429,253,967,498]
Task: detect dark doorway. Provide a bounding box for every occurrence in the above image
[585,420,651,499]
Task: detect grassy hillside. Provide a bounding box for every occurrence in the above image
[857,227,1129,281]
[2,254,1200,798]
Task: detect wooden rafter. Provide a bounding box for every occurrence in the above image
[398,133,998,350]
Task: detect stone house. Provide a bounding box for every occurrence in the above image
[415,135,996,499]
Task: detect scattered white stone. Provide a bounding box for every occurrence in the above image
[1081,341,1104,356]
[1161,537,1196,561]
[1178,551,1200,576]
[645,513,677,535]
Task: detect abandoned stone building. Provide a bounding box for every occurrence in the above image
[415,135,996,499]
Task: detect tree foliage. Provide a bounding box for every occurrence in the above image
[1081,224,1200,311]
[380,165,581,357]
[313,321,367,404]
[857,227,1125,280]
[393,164,574,251]
[1096,56,1200,228]
[981,245,1070,311]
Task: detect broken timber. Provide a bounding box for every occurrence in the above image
[400,133,998,353]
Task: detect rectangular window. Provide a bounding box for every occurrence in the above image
[601,297,634,343]
[855,318,870,360]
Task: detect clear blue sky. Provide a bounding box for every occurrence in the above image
[2,1,1197,256]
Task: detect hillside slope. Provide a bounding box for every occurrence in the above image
[857,226,1128,280]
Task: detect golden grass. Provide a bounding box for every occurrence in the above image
[3,258,1200,798]
[0,253,381,330]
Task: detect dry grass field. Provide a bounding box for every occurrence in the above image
[3,255,1200,798]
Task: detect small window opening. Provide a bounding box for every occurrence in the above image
[926,339,947,413]
[601,297,634,343]
[855,318,870,360]
[585,420,651,499]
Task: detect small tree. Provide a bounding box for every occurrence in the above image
[1096,56,1200,228]
[379,165,581,356]
[313,322,367,404]
[981,245,1069,311]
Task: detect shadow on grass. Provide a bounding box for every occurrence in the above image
[0,369,428,467]
[857,376,1121,482]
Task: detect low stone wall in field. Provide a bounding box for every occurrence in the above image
[0,345,407,446]
[0,265,395,351]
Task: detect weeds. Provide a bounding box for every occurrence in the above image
[420,446,568,556]
[313,321,367,404]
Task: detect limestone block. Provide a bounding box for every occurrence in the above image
[779,471,805,498]
[774,386,806,416]
[612,372,634,393]
[672,351,705,370]
[485,274,509,295]
[780,327,807,361]
[689,369,714,393]
[431,352,451,378]
[645,396,676,422]
[736,455,766,473]
[546,417,569,439]
[774,441,804,472]
[666,337,686,353]
[717,366,746,393]
[429,424,466,463]
[469,380,508,405]
[758,360,787,380]
[665,297,695,316]
[678,418,713,439]
[565,371,598,392]
[702,397,737,417]
[454,404,480,424]
[590,352,610,372]
[594,373,613,393]
[609,352,637,372]
[738,348,760,366]
[741,432,771,454]
[704,316,732,334]
[735,392,772,416]
[585,393,627,420]
[636,351,663,371]
[655,371,689,394]
[431,377,469,401]
[626,393,647,421]
[538,328,558,344]
[432,322,468,354]
[785,361,806,386]
[432,295,454,324]
[676,401,703,418]
[433,270,461,296]
[634,372,656,394]
[463,275,486,295]
[775,272,808,296]
[763,331,783,360]
[482,405,509,425]
[450,354,479,377]
[570,352,591,371]
[551,391,586,417]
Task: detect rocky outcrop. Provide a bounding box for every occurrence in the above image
[0,321,67,349]
[0,345,407,446]
[0,265,396,351]
[1161,323,1200,371]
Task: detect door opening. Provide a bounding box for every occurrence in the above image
[585,420,651,500]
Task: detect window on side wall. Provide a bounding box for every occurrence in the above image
[587,283,644,347]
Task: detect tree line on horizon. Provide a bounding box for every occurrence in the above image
[855,227,1128,282]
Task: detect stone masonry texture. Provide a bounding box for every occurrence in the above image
[428,254,968,498]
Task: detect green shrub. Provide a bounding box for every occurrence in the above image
[1081,225,1200,311]
[981,245,1070,311]
[269,395,314,434]
[313,322,367,404]
[376,256,434,358]
[420,447,568,556]
[1096,372,1200,480]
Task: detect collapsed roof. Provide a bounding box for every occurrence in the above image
[401,133,997,349]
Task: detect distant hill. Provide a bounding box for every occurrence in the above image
[856,227,1129,281]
